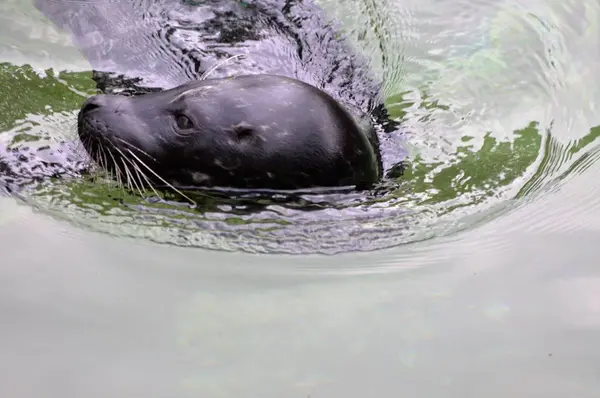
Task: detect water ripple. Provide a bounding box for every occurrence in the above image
[2,0,600,254]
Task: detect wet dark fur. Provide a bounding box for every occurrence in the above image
[0,0,404,195]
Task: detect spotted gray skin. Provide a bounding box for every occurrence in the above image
[78,74,382,189]
[0,0,405,194]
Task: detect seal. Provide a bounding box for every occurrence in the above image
[78,74,382,190]
[0,0,405,196]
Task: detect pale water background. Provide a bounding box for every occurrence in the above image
[1,0,600,397]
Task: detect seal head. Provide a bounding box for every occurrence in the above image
[77,74,382,191]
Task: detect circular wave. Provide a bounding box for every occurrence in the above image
[3,0,600,254]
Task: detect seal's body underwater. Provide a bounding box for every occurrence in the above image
[1,0,404,194]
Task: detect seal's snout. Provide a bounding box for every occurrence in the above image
[80,95,107,115]
[77,95,121,144]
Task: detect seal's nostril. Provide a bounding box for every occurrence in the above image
[80,96,104,114]
[81,102,100,114]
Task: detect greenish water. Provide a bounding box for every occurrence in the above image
[2,0,600,397]
[0,24,556,254]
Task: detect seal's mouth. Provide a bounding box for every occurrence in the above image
[77,101,128,176]
[78,94,157,169]
[77,95,198,203]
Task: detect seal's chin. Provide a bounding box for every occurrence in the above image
[77,94,163,184]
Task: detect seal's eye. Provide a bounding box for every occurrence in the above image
[175,114,194,130]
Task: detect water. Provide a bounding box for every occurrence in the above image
[1,0,600,396]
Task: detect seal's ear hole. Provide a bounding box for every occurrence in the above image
[175,114,194,130]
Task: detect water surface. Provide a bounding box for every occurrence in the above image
[1,0,600,397]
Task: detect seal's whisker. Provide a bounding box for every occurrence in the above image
[118,148,165,200]
[95,144,107,181]
[97,144,111,182]
[51,123,90,167]
[125,155,163,200]
[200,54,245,81]
[100,143,124,193]
[118,158,133,193]
[122,162,138,198]
[124,148,196,206]
[115,137,157,162]
[114,147,147,193]
[119,157,140,196]
[116,158,131,193]
[168,54,247,104]
[73,138,91,164]
[106,149,125,188]
[98,147,109,183]
[120,158,141,197]
[86,138,107,180]
[127,162,149,198]
[87,146,98,183]
[64,121,92,165]
[116,147,163,200]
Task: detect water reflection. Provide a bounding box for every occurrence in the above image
[2,1,600,397]
[1,1,600,255]
[7,0,600,253]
